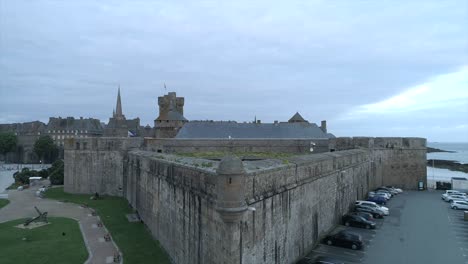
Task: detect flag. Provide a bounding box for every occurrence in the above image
[128,131,135,137]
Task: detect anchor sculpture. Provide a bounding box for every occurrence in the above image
[24,206,48,226]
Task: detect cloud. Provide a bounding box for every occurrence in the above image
[0,0,467,142]
[332,67,468,141]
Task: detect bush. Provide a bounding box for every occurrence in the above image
[13,168,40,185]
[49,160,64,185]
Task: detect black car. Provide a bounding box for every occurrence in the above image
[349,211,374,221]
[296,257,313,264]
[323,230,363,250]
[342,214,376,229]
[355,204,384,218]
[313,256,345,264]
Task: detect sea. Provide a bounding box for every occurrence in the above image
[0,163,51,193]
[427,142,468,188]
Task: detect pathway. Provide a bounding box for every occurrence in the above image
[0,183,122,264]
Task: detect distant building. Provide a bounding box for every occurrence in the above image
[0,121,46,163]
[46,117,103,147]
[103,87,141,137]
[154,92,188,138]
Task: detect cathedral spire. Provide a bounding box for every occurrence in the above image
[115,86,123,118]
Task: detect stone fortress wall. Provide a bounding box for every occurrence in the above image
[64,137,426,264]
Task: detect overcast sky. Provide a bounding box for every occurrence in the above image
[1,0,467,142]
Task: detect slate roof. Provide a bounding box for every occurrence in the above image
[176,121,335,139]
[0,121,46,135]
[47,117,103,133]
[156,109,188,121]
[288,112,307,122]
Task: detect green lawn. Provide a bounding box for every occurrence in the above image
[0,217,88,264]
[0,199,9,209]
[45,187,171,264]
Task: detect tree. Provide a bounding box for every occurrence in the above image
[33,135,58,163]
[49,159,64,185]
[0,132,17,155]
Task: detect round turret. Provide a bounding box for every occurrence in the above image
[216,156,247,223]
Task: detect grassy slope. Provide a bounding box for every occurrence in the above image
[0,217,88,264]
[0,199,9,209]
[45,187,171,264]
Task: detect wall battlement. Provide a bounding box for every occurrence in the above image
[64,136,426,264]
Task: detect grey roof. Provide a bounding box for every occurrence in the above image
[47,117,103,133]
[156,110,188,121]
[176,121,335,139]
[288,112,307,122]
[0,121,46,135]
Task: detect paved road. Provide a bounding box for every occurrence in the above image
[306,190,468,264]
[0,184,122,264]
[364,190,467,264]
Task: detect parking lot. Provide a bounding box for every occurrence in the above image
[305,190,468,264]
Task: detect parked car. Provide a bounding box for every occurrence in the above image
[376,187,397,196]
[375,190,392,199]
[348,212,374,221]
[355,200,390,215]
[342,214,376,229]
[374,192,390,200]
[355,205,385,218]
[323,230,363,250]
[313,256,345,264]
[442,190,465,200]
[367,196,387,205]
[296,256,344,264]
[385,186,403,193]
[451,201,468,210]
[445,194,468,203]
[296,257,313,264]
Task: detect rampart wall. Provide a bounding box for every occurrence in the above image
[64,136,426,264]
[64,137,143,196]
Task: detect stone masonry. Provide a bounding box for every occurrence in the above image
[64,136,426,264]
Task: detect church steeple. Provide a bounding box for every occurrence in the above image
[115,86,125,120]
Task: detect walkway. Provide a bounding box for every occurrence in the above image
[0,184,122,264]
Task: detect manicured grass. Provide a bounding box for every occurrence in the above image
[0,199,9,209]
[178,151,295,159]
[45,187,171,264]
[0,217,88,264]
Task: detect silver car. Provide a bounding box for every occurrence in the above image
[451,201,468,210]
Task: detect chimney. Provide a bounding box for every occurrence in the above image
[320,120,327,133]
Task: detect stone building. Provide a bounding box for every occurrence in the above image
[154,92,187,138]
[0,121,46,163]
[176,113,333,139]
[46,117,103,147]
[103,88,141,137]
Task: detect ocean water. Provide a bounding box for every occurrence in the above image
[426,142,468,184]
[427,142,468,163]
[0,164,51,192]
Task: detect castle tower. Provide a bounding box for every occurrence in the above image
[154,92,188,138]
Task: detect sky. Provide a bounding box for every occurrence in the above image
[0,0,467,142]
